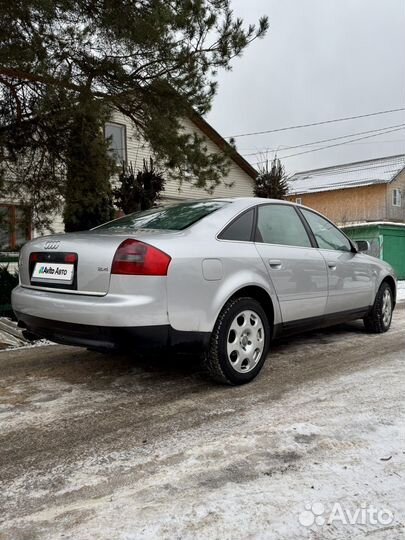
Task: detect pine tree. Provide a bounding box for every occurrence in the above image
[254,157,289,200]
[0,2,269,229]
[64,99,115,231]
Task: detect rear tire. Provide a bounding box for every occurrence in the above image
[363,282,393,333]
[203,297,271,385]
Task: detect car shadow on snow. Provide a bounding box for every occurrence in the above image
[46,317,377,395]
[21,311,399,398]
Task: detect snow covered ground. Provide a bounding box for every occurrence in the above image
[1,310,404,539]
[397,280,405,303]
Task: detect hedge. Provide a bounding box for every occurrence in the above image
[0,266,18,318]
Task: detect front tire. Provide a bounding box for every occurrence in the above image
[363,282,394,333]
[203,297,271,385]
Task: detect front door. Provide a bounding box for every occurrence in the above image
[254,204,328,323]
[299,208,375,314]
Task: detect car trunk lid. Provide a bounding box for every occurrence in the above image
[19,229,180,295]
[19,232,128,295]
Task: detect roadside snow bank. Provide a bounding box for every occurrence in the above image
[397,281,405,302]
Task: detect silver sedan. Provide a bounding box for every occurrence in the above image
[12,198,396,384]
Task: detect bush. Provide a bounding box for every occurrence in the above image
[254,157,289,200]
[0,265,18,318]
[113,158,165,214]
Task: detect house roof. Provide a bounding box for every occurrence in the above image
[190,112,258,181]
[288,154,405,195]
[340,221,405,229]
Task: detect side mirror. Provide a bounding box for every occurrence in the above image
[355,240,370,252]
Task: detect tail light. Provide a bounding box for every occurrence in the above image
[111,239,171,276]
[64,253,77,263]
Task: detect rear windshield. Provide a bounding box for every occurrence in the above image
[94,200,228,232]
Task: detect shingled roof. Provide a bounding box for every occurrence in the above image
[288,154,405,195]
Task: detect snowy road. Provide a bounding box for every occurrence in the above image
[1,309,404,539]
[398,280,405,302]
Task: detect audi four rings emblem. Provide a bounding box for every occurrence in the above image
[44,241,60,250]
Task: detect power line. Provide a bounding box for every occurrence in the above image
[335,139,405,145]
[302,154,405,170]
[229,106,405,139]
[272,154,405,177]
[293,162,405,178]
[244,138,405,156]
[291,156,405,175]
[254,127,405,164]
[284,160,405,179]
[242,123,405,157]
[307,155,404,171]
[289,167,405,184]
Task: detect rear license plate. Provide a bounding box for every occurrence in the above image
[32,262,74,283]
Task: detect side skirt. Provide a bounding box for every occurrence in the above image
[273,307,371,339]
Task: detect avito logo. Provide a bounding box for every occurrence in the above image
[38,266,68,276]
[38,266,55,275]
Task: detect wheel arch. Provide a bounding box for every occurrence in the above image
[381,275,397,305]
[226,285,275,332]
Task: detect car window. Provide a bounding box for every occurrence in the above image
[218,209,254,241]
[300,208,352,252]
[94,201,228,231]
[255,205,312,247]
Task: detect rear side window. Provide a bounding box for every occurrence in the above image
[255,204,312,247]
[300,208,352,252]
[94,201,228,232]
[218,209,254,241]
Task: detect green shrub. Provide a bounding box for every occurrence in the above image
[0,266,18,318]
[113,159,165,214]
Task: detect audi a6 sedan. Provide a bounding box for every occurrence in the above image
[12,198,396,385]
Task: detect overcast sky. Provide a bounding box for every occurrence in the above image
[206,0,405,175]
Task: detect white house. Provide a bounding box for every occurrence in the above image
[108,110,257,200]
[0,111,256,249]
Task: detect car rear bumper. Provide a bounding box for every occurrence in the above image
[11,284,169,327]
[15,312,210,352]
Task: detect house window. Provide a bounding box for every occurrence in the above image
[105,122,127,163]
[295,197,302,204]
[392,188,402,207]
[0,205,31,251]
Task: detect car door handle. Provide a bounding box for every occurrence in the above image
[269,259,282,269]
[327,261,337,270]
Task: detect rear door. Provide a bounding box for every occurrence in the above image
[254,204,328,323]
[299,208,375,314]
